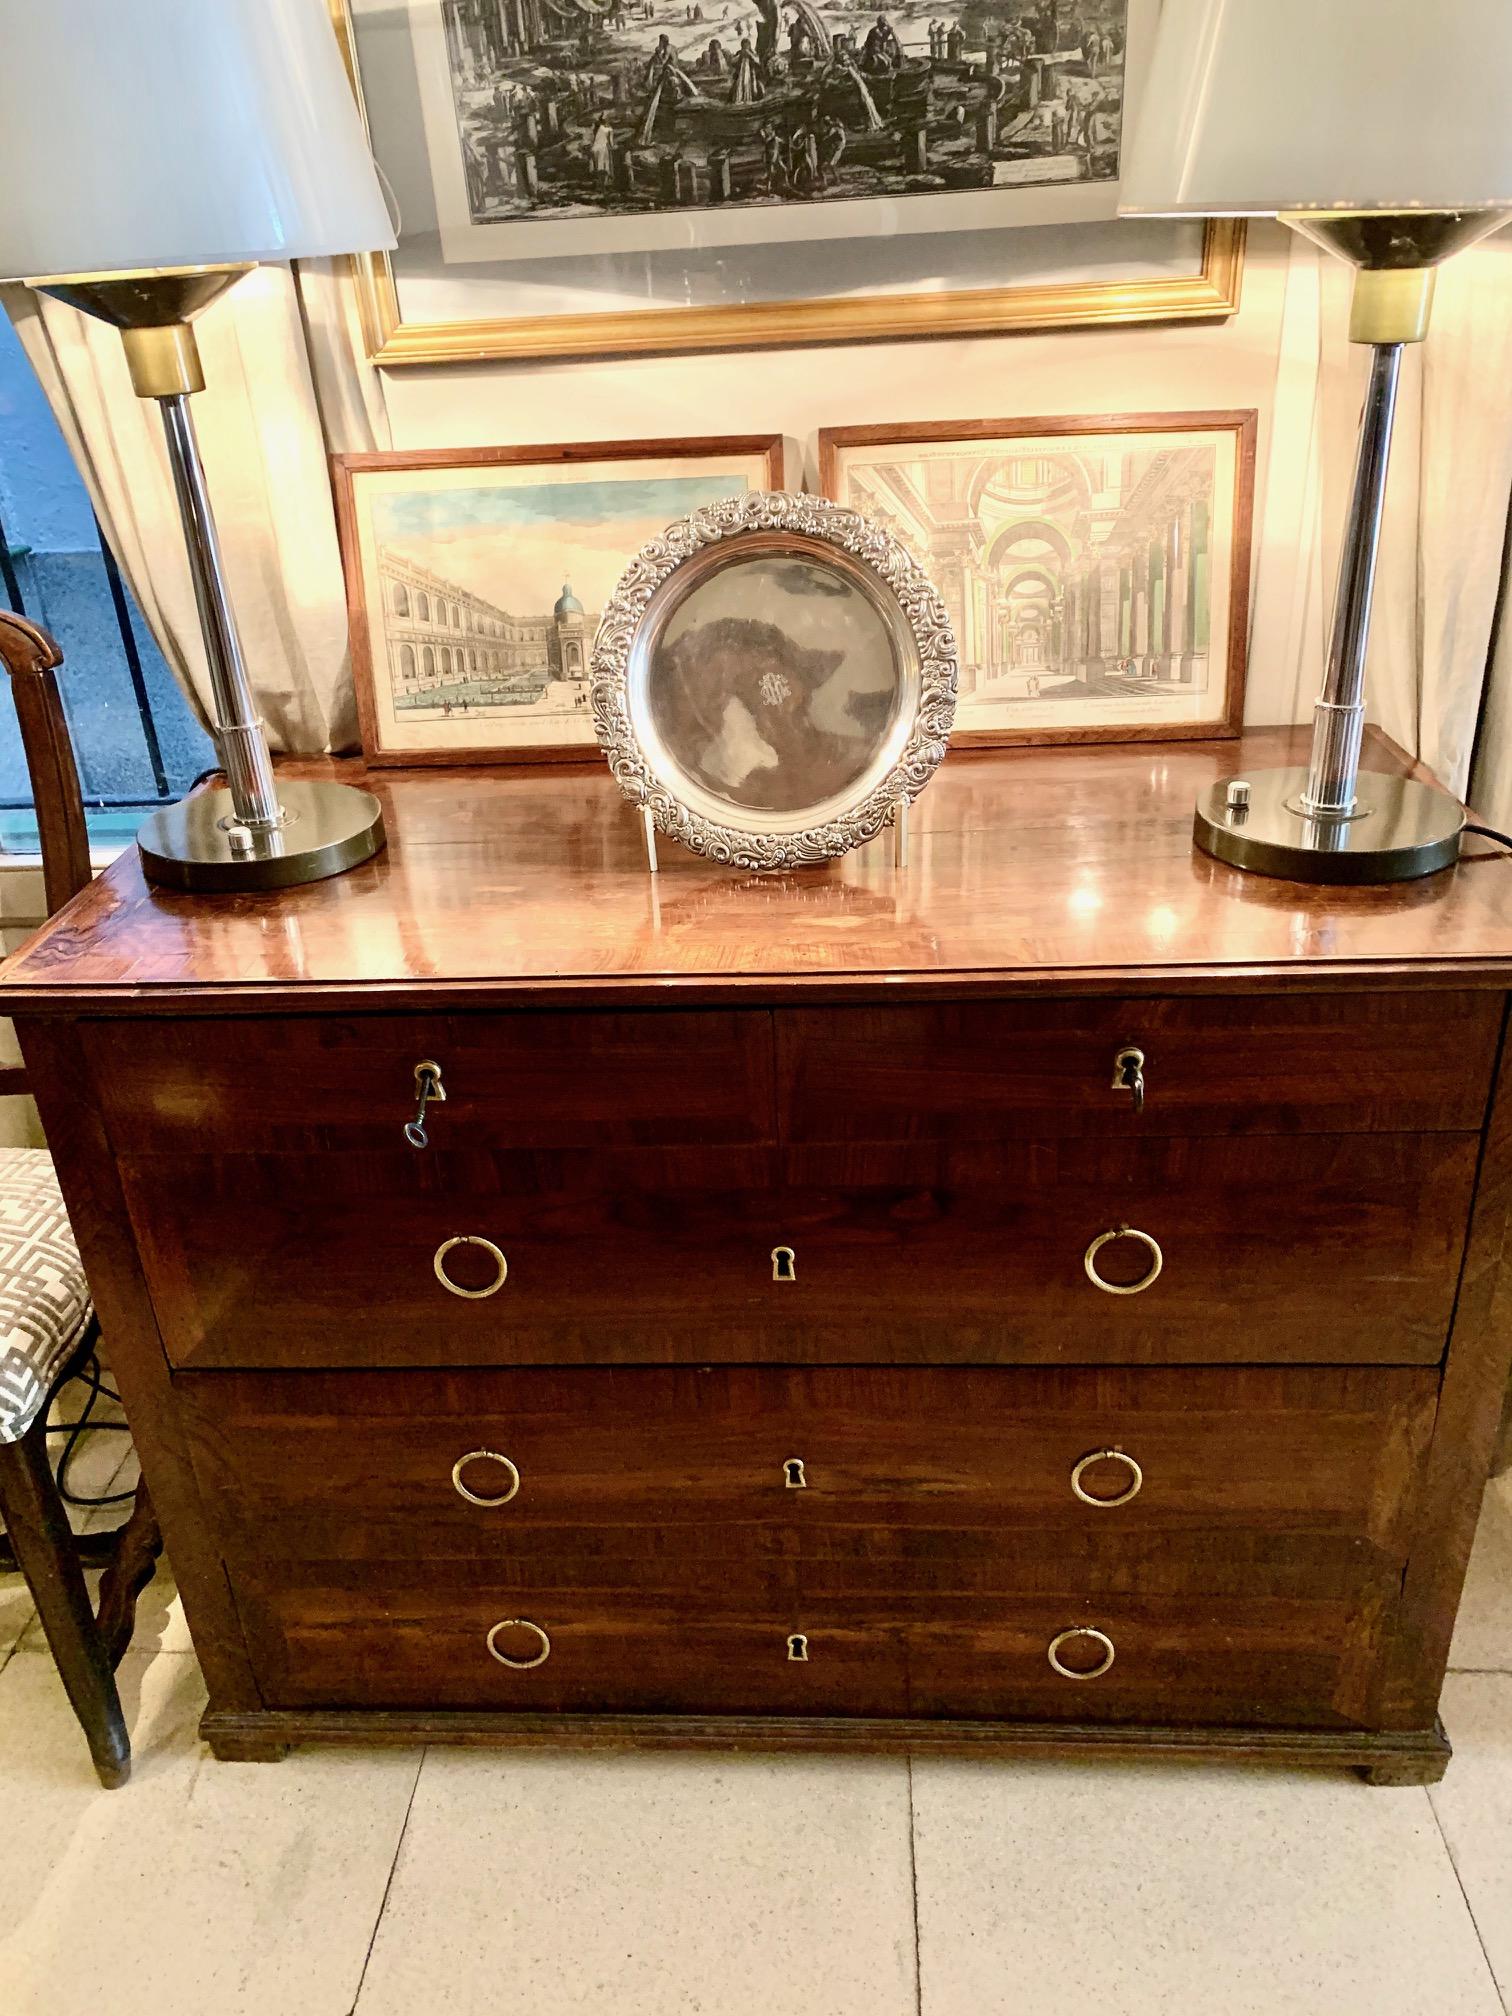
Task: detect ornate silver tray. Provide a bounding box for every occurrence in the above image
[590,492,957,870]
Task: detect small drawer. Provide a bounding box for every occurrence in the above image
[181,1363,1435,1583]
[132,1131,1475,1368]
[85,1008,777,1155]
[230,1572,1388,1729]
[777,992,1501,1142]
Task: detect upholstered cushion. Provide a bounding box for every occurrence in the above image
[0,1147,91,1445]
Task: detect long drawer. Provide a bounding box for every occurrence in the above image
[180,1364,1435,1573]
[230,1571,1392,1729]
[127,1133,1476,1368]
[85,991,1498,1158]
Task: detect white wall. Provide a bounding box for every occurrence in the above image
[377,220,1327,729]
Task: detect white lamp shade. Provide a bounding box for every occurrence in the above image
[1119,0,1512,217]
[0,0,396,278]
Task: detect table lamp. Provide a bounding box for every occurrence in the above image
[1119,0,1512,883]
[0,0,397,893]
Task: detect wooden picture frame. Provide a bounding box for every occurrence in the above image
[820,410,1257,749]
[334,435,784,766]
[329,0,1245,367]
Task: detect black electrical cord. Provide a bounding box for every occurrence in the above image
[1464,823,1512,852]
[45,1353,134,1509]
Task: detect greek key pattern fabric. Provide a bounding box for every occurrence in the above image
[0,1147,91,1445]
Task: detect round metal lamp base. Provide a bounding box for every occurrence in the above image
[136,780,386,895]
[1194,768,1464,886]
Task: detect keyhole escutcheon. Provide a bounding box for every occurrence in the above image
[1112,1045,1146,1114]
[771,1245,797,1282]
[784,1457,807,1490]
[787,1632,809,1662]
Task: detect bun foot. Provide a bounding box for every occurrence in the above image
[208,1735,290,1764]
[1359,1756,1448,1787]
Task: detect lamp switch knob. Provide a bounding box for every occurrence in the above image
[225,824,255,856]
[1226,780,1251,811]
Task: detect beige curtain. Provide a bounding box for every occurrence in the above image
[2,264,364,752]
[1246,229,1328,724]
[1413,251,1511,792]
[293,256,394,458]
[1471,545,1512,832]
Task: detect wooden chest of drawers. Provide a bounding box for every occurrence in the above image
[8,731,1512,1784]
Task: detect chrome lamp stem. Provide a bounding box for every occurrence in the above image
[1300,341,1404,818]
[158,393,282,831]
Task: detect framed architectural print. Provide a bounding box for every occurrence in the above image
[329,0,1244,364]
[334,435,783,764]
[820,410,1257,747]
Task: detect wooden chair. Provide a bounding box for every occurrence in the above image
[0,609,162,1787]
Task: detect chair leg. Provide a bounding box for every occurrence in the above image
[1492,1377,1512,1478]
[95,1475,163,1671]
[0,1417,130,1788]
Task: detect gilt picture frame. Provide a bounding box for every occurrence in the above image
[819,409,1257,748]
[329,0,1244,366]
[333,435,784,765]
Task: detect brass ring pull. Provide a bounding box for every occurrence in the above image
[434,1235,508,1299]
[1083,1225,1163,1296]
[1070,1448,1144,1507]
[452,1449,521,1507]
[486,1618,551,1669]
[1047,1626,1116,1680]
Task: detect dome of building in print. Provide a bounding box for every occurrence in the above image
[554,582,584,618]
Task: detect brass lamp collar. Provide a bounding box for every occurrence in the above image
[22,266,255,399]
[1278,207,1512,346]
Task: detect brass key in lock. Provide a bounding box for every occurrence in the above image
[405,1059,447,1148]
[1112,1045,1146,1114]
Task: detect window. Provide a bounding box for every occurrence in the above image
[392,581,410,617]
[440,646,452,675]
[416,590,430,622]
[399,643,416,683]
[422,645,435,676]
[0,312,213,848]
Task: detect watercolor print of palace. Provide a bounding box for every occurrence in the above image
[378,546,594,721]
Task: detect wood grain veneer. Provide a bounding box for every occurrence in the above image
[7,728,1512,1783]
[232,1572,1387,1727]
[7,731,1512,1014]
[119,1132,1476,1371]
[177,1363,1435,1573]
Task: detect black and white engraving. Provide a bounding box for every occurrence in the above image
[437,0,1129,223]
